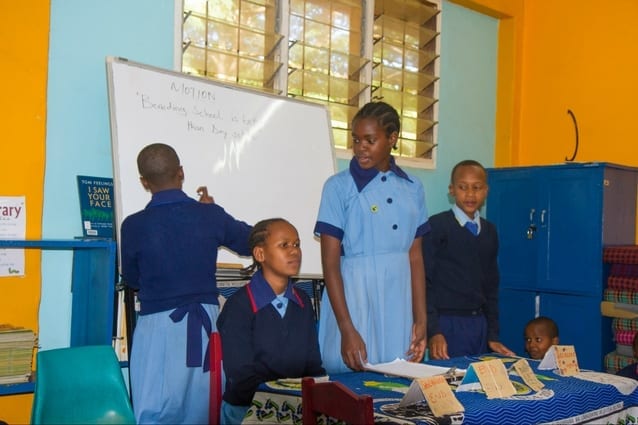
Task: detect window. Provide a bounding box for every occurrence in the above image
[182,0,440,167]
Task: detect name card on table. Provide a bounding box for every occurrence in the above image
[512,358,544,392]
[457,358,516,398]
[400,375,464,417]
[539,345,580,376]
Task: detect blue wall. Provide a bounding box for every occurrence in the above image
[40,0,497,349]
[41,0,176,349]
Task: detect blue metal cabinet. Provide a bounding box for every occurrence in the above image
[487,163,638,370]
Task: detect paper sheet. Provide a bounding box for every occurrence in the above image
[364,358,465,380]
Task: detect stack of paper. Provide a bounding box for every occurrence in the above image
[0,324,37,384]
[364,358,465,380]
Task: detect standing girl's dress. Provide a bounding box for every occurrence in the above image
[315,157,429,373]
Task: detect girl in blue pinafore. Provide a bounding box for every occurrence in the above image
[314,101,430,374]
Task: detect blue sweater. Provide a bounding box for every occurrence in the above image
[422,210,501,342]
[217,271,325,406]
[120,189,252,314]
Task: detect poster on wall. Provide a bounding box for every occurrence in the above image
[76,176,115,238]
[0,196,26,277]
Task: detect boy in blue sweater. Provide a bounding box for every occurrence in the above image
[217,218,325,424]
[422,160,514,359]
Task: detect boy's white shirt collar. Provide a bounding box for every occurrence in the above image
[452,204,481,234]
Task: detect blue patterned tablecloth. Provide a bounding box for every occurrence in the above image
[245,354,638,425]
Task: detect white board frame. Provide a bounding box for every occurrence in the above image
[106,57,336,277]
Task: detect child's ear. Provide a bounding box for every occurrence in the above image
[140,176,151,191]
[552,337,559,345]
[253,246,265,263]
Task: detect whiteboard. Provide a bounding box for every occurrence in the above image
[106,57,336,276]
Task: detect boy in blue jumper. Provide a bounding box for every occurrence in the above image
[422,160,514,359]
[120,143,252,424]
[217,218,325,424]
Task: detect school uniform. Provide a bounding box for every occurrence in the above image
[617,363,638,380]
[314,156,429,374]
[121,188,252,424]
[422,206,500,357]
[217,269,324,421]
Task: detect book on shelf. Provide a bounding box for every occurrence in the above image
[76,175,115,238]
[0,324,37,385]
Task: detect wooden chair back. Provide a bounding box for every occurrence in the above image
[301,376,374,424]
[209,332,223,425]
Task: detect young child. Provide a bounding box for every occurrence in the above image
[616,332,638,380]
[524,316,559,360]
[120,143,252,424]
[423,159,514,360]
[217,218,325,424]
[314,101,428,373]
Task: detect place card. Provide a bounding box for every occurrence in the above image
[538,345,580,376]
[457,358,516,399]
[399,375,464,417]
[512,358,544,392]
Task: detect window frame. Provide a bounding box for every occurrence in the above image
[177,0,440,170]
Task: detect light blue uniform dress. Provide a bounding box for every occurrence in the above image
[315,157,429,373]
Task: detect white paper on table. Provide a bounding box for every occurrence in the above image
[364,358,465,380]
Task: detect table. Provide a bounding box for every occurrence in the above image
[243,354,638,425]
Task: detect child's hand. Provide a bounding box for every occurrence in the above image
[197,186,214,204]
[428,334,450,360]
[488,341,515,357]
[406,322,426,363]
[341,327,367,371]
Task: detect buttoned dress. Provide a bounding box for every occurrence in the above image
[314,157,429,373]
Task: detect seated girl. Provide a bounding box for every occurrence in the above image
[217,218,325,424]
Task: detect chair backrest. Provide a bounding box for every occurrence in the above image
[301,377,374,425]
[209,331,223,425]
[31,345,135,425]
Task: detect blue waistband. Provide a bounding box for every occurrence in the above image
[169,303,212,372]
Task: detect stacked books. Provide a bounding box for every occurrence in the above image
[0,324,37,384]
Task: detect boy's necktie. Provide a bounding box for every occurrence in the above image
[465,221,479,236]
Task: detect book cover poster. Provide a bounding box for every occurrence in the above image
[77,176,114,238]
[0,196,26,277]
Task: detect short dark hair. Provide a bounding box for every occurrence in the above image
[450,159,487,184]
[525,316,559,338]
[137,143,181,187]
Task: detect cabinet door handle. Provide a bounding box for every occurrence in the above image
[527,208,537,239]
[541,209,546,225]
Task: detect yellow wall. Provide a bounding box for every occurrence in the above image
[0,2,49,422]
[456,0,638,167]
[518,0,638,166]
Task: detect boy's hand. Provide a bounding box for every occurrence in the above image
[428,334,449,360]
[488,341,515,357]
[197,186,214,204]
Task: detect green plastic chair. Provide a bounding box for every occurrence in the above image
[31,345,135,424]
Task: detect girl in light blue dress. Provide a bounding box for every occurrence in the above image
[314,101,429,373]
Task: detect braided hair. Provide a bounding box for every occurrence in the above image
[241,218,291,274]
[352,101,401,148]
